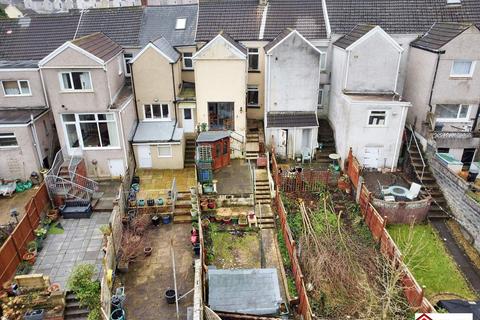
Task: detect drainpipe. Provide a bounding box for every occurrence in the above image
[129,59,139,171]
[170,63,178,141]
[392,105,407,171]
[30,114,43,169]
[428,51,445,113]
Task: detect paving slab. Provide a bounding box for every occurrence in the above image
[215,160,253,195]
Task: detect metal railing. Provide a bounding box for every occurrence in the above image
[248,159,256,216]
[44,175,94,201]
[69,171,99,192]
[170,177,177,213]
[48,149,65,177]
[407,125,426,181]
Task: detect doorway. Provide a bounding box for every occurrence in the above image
[108,159,125,177]
[138,145,152,168]
[182,108,195,133]
[461,148,476,169]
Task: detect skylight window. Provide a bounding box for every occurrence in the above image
[446,0,461,4]
[175,18,187,30]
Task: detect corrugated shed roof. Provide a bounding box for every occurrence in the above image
[139,5,197,47]
[411,22,474,52]
[267,112,318,128]
[264,0,327,40]
[334,24,376,49]
[75,6,144,47]
[196,0,263,41]
[326,0,480,35]
[71,32,123,62]
[151,36,181,62]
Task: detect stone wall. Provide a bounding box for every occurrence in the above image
[430,156,480,251]
[372,197,431,224]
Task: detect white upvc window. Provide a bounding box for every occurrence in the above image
[247,85,259,107]
[2,80,31,96]
[318,86,324,107]
[157,145,172,157]
[451,60,475,78]
[61,113,119,149]
[144,104,170,120]
[435,104,470,122]
[59,71,93,91]
[0,132,18,148]
[248,48,259,70]
[182,52,193,70]
[124,53,133,76]
[367,110,387,126]
[320,51,327,71]
[175,18,186,30]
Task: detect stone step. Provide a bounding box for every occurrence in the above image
[256,199,271,204]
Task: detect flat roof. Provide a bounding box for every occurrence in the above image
[0,107,47,124]
[132,121,183,143]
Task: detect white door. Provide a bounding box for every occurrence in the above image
[278,129,288,159]
[138,145,152,168]
[108,159,125,177]
[363,147,382,168]
[302,128,312,150]
[183,108,195,133]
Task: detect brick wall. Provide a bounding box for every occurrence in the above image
[430,157,480,251]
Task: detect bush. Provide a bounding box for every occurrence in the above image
[67,264,101,320]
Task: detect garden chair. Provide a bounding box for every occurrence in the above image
[302,148,312,164]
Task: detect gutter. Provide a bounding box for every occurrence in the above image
[170,63,178,142]
[428,50,445,113]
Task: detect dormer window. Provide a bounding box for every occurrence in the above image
[175,18,186,30]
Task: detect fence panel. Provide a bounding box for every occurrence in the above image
[278,169,331,193]
[0,238,21,285]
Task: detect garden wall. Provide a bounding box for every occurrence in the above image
[346,150,434,313]
[371,197,431,224]
[0,184,49,286]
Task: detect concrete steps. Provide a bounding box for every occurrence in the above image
[64,292,89,320]
[255,169,271,205]
[185,138,196,168]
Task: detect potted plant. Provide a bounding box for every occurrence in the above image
[200,198,209,211]
[23,252,36,265]
[35,238,44,252]
[190,208,198,218]
[15,261,32,275]
[201,218,210,229]
[34,227,47,240]
[231,214,239,225]
[337,174,351,192]
[41,217,52,228]
[27,241,37,256]
[47,209,59,222]
[207,198,216,209]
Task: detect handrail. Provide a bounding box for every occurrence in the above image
[44,175,93,201]
[248,159,256,216]
[69,171,99,192]
[407,125,426,181]
[47,149,65,177]
[228,130,244,144]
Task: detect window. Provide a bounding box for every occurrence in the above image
[320,51,327,71]
[247,85,259,107]
[59,72,92,91]
[183,52,193,70]
[144,104,170,120]
[0,133,18,147]
[184,108,192,120]
[318,87,324,107]
[451,60,475,77]
[117,56,123,75]
[158,145,172,157]
[124,53,133,76]
[2,80,30,96]
[437,148,450,154]
[248,48,259,70]
[175,18,186,30]
[447,0,461,4]
[208,102,234,130]
[62,113,119,149]
[368,110,387,126]
[435,104,470,121]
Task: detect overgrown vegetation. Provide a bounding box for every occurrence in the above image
[276,229,298,298]
[67,264,101,320]
[281,191,410,319]
[388,224,477,300]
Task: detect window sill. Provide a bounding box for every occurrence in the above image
[142,119,172,122]
[82,146,121,151]
[60,90,94,94]
[158,155,173,158]
[182,69,194,72]
[4,94,32,97]
[436,119,471,123]
[248,70,261,73]
[0,146,19,149]
[449,76,473,80]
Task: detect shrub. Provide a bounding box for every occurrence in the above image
[67,264,101,320]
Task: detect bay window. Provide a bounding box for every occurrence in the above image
[59,71,92,91]
[144,104,170,120]
[435,104,470,121]
[62,113,119,149]
[2,80,31,96]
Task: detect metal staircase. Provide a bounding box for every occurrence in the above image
[406,126,450,219]
[44,150,99,204]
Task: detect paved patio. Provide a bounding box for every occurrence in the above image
[31,212,110,289]
[215,160,252,195]
[136,168,196,193]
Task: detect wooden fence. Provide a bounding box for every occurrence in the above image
[271,150,313,319]
[0,184,49,286]
[277,169,332,193]
[346,151,434,313]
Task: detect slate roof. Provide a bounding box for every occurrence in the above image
[151,37,181,62]
[71,32,123,62]
[334,24,376,49]
[0,107,48,124]
[0,13,80,61]
[196,0,263,41]
[411,22,474,52]
[75,6,144,47]
[132,121,183,143]
[139,5,197,47]
[264,0,327,40]
[218,31,247,55]
[267,112,318,128]
[264,28,293,53]
[326,0,480,35]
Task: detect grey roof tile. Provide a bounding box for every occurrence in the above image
[71,32,123,62]
[334,24,376,49]
[411,22,475,52]
[218,31,247,55]
[267,112,318,128]
[151,36,181,62]
[139,5,197,47]
[326,0,480,35]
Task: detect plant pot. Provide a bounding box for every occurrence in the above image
[137,199,145,207]
[111,294,125,310]
[144,247,152,257]
[47,209,59,222]
[231,216,239,225]
[117,260,129,273]
[238,216,248,226]
[201,218,210,229]
[152,215,160,226]
[200,200,209,211]
[48,283,60,293]
[24,309,44,320]
[192,243,201,256]
[35,238,43,251]
[190,187,197,195]
[207,199,216,209]
[156,198,164,206]
[165,289,176,304]
[222,217,232,224]
[111,308,125,320]
[162,214,171,224]
[190,209,198,218]
[23,252,36,265]
[28,247,37,256]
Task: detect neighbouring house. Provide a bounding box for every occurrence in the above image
[24,0,140,14]
[404,23,480,166]
[38,32,137,178]
[193,32,248,158]
[130,37,186,169]
[329,25,410,169]
[264,29,321,160]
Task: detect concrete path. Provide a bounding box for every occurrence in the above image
[431,220,480,294]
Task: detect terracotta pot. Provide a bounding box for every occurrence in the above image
[207,199,216,209]
[23,252,36,265]
[48,283,61,293]
[47,209,59,222]
[200,200,209,211]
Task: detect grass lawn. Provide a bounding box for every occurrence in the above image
[388,223,477,300]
